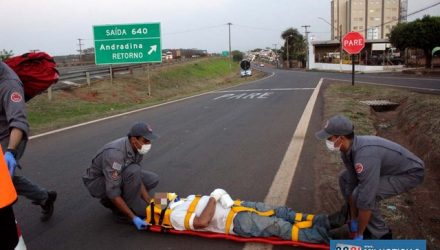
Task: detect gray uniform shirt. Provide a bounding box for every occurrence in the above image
[83,137,143,199]
[0,62,29,154]
[341,135,424,210]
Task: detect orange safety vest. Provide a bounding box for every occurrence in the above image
[0,147,18,208]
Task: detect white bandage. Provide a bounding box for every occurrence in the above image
[210,188,227,201]
[219,194,234,208]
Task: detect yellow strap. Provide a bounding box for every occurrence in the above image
[291,225,299,241]
[295,213,314,222]
[224,201,275,234]
[291,221,314,241]
[296,221,313,228]
[225,209,235,234]
[184,195,201,230]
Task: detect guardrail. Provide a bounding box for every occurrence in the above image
[46,57,207,100]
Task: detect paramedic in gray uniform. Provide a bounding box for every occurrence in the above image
[0,61,57,222]
[83,122,159,230]
[315,115,424,240]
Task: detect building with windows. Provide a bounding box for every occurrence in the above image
[331,0,407,40]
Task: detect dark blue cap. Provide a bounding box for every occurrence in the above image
[128,122,158,141]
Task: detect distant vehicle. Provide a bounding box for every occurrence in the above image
[240,69,252,77]
[240,59,252,77]
[259,63,264,67]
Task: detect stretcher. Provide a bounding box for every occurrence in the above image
[147,225,330,249]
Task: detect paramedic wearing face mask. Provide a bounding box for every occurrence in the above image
[315,115,424,240]
[82,122,159,230]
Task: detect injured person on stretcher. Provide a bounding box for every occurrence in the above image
[146,189,344,244]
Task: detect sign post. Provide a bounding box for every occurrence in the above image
[342,31,365,86]
[93,23,162,65]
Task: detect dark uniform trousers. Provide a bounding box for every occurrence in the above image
[85,163,159,217]
[1,140,49,204]
[339,163,424,238]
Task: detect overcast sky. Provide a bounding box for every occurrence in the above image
[1,0,439,56]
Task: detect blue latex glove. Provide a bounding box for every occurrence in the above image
[132,216,148,230]
[353,234,364,240]
[350,219,359,233]
[4,151,17,177]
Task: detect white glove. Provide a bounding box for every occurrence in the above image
[210,188,227,201]
[219,194,234,208]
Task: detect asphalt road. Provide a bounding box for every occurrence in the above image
[14,67,440,250]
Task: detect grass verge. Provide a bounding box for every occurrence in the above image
[26,58,265,134]
[320,79,440,246]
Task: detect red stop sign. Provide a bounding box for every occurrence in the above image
[342,32,365,54]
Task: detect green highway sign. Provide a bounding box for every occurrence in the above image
[222,51,229,57]
[93,23,162,65]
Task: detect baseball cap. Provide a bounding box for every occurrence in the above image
[315,115,354,140]
[127,122,158,141]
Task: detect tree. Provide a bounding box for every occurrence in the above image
[232,50,243,62]
[281,28,306,64]
[389,15,440,68]
[0,49,14,61]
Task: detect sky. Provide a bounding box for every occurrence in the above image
[1,0,439,56]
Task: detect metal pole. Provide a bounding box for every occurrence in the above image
[227,22,232,69]
[273,44,278,68]
[352,54,355,86]
[109,65,113,84]
[301,25,310,69]
[286,37,289,68]
[147,64,151,96]
[340,25,343,72]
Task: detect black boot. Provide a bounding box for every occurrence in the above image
[328,203,349,229]
[40,191,57,222]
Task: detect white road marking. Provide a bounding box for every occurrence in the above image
[29,71,276,140]
[215,88,314,93]
[242,78,323,250]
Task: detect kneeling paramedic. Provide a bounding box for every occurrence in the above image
[316,115,424,240]
[146,189,332,244]
[82,122,160,230]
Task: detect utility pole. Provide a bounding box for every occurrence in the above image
[227,22,232,69]
[77,38,84,63]
[286,35,292,69]
[273,44,278,68]
[301,25,311,69]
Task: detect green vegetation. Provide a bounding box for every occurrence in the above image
[281,28,306,62]
[26,57,264,134]
[389,15,440,68]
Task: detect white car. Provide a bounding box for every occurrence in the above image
[240,69,252,77]
[259,63,264,67]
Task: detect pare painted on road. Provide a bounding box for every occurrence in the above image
[214,92,274,100]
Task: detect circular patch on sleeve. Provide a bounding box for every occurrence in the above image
[355,163,364,174]
[10,92,23,102]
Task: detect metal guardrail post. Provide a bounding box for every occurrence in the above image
[48,86,52,101]
[147,64,151,96]
[109,65,113,84]
[86,72,91,86]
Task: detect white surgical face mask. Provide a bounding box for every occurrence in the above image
[138,143,151,155]
[326,138,340,152]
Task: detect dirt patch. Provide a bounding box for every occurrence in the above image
[314,81,440,249]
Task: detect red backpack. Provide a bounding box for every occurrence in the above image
[4,52,59,101]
